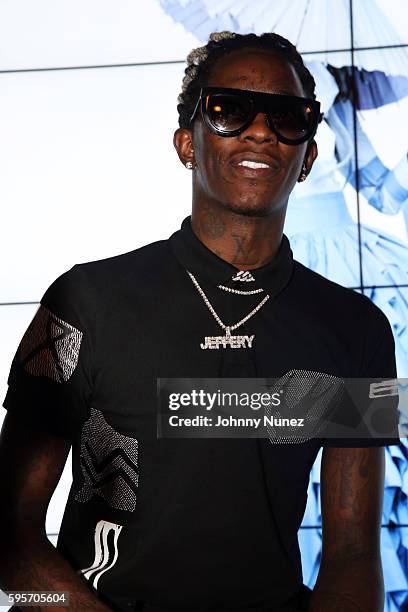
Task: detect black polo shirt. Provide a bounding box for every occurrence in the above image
[3,216,400,612]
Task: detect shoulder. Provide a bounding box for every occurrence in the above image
[75,238,171,285]
[40,237,174,325]
[290,262,393,377]
[46,238,172,296]
[291,260,388,330]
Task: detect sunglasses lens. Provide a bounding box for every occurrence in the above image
[205,94,253,132]
[201,89,318,142]
[268,101,314,141]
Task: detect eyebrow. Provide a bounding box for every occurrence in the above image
[230,78,297,96]
[235,86,297,96]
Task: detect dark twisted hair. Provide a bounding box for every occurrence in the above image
[177,31,316,129]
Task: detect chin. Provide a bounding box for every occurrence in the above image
[222,198,275,218]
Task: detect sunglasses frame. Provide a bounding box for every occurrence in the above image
[189,86,323,145]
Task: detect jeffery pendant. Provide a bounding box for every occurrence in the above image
[200,326,255,350]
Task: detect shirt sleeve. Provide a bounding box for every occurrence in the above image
[2,264,94,439]
[321,298,401,448]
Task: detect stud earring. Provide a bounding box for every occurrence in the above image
[185,161,194,170]
[298,163,308,182]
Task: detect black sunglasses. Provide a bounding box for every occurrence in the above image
[189,86,323,145]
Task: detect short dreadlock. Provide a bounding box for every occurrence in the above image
[177,31,316,129]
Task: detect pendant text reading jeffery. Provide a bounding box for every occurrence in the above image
[200,327,255,350]
[186,270,269,352]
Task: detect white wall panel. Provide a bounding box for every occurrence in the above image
[0,0,200,70]
[1,63,192,302]
[0,1,406,73]
[358,0,408,47]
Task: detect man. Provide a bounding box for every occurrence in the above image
[0,31,400,612]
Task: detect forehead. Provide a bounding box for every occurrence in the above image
[206,48,305,97]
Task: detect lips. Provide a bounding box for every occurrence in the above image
[239,160,270,169]
[229,151,281,178]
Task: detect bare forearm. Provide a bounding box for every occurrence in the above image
[0,535,112,611]
[308,556,384,612]
[314,448,386,611]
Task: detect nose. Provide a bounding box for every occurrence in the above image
[239,112,278,145]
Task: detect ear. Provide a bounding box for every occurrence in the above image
[304,139,318,174]
[173,128,195,167]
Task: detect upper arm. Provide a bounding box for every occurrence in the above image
[319,446,385,566]
[0,411,71,534]
[0,266,93,536]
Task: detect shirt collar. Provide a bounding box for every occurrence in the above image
[169,215,294,296]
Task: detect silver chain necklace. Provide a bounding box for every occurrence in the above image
[187,271,270,350]
[217,284,264,295]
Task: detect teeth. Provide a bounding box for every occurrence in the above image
[238,160,270,169]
